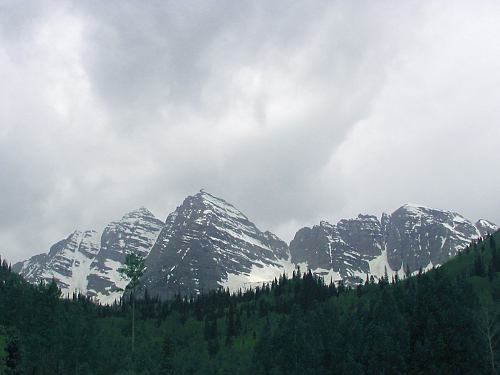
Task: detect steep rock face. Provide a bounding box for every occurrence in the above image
[14,195,498,301]
[290,216,383,282]
[14,208,163,304]
[12,254,48,278]
[13,230,100,295]
[140,191,288,299]
[86,207,164,303]
[384,204,483,271]
[475,219,498,237]
[290,204,498,283]
[337,215,385,258]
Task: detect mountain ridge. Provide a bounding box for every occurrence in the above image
[12,190,498,302]
[290,202,498,284]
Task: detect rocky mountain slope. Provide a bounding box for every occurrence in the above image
[139,190,289,299]
[13,208,164,304]
[13,191,289,303]
[13,192,497,302]
[290,204,498,284]
[86,208,164,303]
[13,230,100,294]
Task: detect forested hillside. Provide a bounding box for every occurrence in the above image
[1,230,499,375]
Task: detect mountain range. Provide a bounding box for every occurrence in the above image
[12,190,498,303]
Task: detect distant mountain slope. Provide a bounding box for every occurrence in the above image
[86,208,164,303]
[13,208,163,303]
[290,204,498,283]
[12,230,100,294]
[139,190,289,299]
[13,193,497,302]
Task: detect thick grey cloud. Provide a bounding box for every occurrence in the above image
[1,0,499,262]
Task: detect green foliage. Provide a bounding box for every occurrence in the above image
[118,252,146,291]
[0,230,499,374]
[118,251,147,355]
[0,334,7,373]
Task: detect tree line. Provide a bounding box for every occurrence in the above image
[0,231,498,374]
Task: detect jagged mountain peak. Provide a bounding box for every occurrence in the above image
[15,206,166,304]
[317,214,382,232]
[475,219,498,236]
[69,229,99,238]
[397,203,464,218]
[14,197,498,303]
[14,228,101,295]
[319,220,334,229]
[69,229,82,237]
[48,229,98,256]
[356,214,379,221]
[397,203,441,215]
[476,218,497,229]
[291,204,497,285]
[86,207,164,304]
[395,204,473,226]
[120,206,157,221]
[187,190,249,222]
[140,191,289,299]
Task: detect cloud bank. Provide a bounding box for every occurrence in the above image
[1,0,500,261]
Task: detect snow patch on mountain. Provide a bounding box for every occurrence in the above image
[291,203,496,284]
[219,257,297,292]
[13,230,100,296]
[15,208,163,304]
[140,190,289,299]
[86,208,164,303]
[13,195,498,301]
[475,219,498,236]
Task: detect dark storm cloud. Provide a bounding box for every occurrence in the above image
[1,0,499,262]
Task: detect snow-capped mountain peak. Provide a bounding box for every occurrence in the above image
[86,207,164,303]
[14,207,164,304]
[13,194,498,302]
[122,206,156,220]
[291,204,497,284]
[13,229,100,295]
[196,190,249,221]
[139,190,288,299]
[475,219,498,236]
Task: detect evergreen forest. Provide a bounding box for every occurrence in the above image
[0,231,499,375]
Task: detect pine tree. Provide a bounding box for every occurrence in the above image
[474,252,485,276]
[405,263,411,279]
[491,237,500,273]
[0,332,7,373]
[489,235,496,252]
[370,275,375,285]
[203,314,212,340]
[159,336,175,375]
[118,251,146,354]
[356,284,363,297]
[225,303,236,344]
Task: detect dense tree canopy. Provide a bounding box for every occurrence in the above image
[0,231,499,375]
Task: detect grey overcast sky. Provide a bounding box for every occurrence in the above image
[1,0,500,262]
